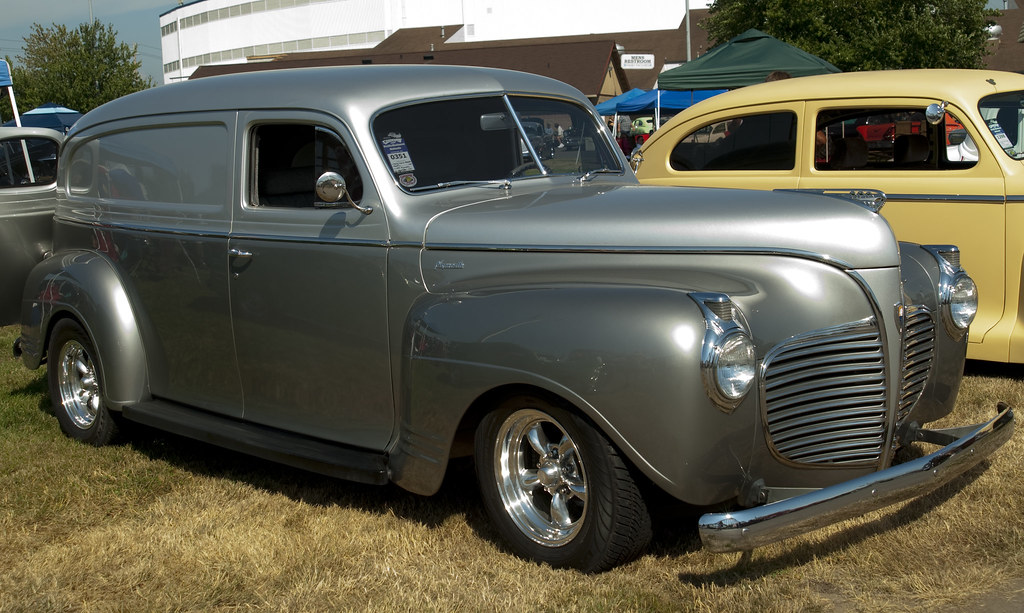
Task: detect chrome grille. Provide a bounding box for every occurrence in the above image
[898,306,935,422]
[762,319,887,466]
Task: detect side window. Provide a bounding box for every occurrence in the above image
[251,124,363,208]
[0,137,58,187]
[67,124,229,204]
[670,111,796,171]
[815,108,977,171]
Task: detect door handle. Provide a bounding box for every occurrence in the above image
[228,248,253,259]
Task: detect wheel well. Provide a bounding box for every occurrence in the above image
[449,383,667,504]
[449,384,566,458]
[38,311,80,366]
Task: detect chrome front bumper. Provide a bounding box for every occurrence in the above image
[699,402,1015,553]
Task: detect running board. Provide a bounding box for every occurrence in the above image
[122,400,389,485]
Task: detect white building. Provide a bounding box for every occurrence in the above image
[159,0,710,84]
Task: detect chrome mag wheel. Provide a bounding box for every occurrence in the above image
[493,408,588,547]
[47,319,118,446]
[56,339,102,430]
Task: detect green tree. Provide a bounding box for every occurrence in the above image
[2,21,153,120]
[702,0,998,71]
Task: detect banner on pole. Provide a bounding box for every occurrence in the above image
[0,60,12,87]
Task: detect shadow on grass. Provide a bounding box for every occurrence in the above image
[10,369,48,399]
[122,421,486,530]
[964,359,1024,379]
[118,421,708,564]
[675,461,989,586]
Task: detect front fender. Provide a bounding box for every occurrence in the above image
[389,284,758,502]
[19,250,149,408]
[898,242,968,427]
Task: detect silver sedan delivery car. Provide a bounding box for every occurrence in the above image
[12,65,1012,572]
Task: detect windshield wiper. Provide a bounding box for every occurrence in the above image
[409,179,512,192]
[579,168,621,183]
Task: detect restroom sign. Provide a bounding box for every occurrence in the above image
[621,54,655,70]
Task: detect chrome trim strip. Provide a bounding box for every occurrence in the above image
[775,188,886,212]
[424,244,861,270]
[698,403,1014,553]
[503,94,548,176]
[55,219,389,247]
[885,193,1005,204]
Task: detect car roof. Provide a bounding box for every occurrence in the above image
[0,126,64,141]
[678,69,1024,115]
[71,64,588,136]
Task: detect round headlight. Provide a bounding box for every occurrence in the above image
[714,333,756,404]
[949,274,978,330]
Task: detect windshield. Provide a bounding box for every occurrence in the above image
[372,95,621,191]
[980,91,1024,160]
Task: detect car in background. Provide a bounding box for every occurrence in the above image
[518,118,556,159]
[0,126,61,326]
[631,116,654,136]
[634,69,1024,364]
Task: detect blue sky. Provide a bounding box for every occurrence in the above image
[0,0,171,84]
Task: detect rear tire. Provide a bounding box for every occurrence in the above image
[475,395,651,572]
[48,319,118,446]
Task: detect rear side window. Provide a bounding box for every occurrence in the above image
[0,136,58,187]
[68,124,229,204]
[670,111,797,171]
[815,108,977,171]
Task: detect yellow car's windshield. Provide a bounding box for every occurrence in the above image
[980,91,1024,160]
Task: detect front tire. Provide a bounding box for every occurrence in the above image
[48,319,118,446]
[475,395,651,572]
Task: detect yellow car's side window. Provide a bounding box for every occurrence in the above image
[670,112,797,171]
[814,109,976,171]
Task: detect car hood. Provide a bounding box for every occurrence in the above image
[422,183,900,269]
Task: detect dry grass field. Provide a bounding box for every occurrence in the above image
[1,323,1022,612]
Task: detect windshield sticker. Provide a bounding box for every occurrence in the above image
[399,173,418,188]
[382,132,416,174]
[988,119,1015,150]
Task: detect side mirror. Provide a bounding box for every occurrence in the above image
[925,101,949,125]
[629,146,643,171]
[316,171,372,215]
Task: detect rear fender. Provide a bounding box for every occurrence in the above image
[20,250,148,408]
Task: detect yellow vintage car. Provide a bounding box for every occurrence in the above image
[635,69,1024,363]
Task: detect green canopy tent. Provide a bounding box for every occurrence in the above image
[657,29,840,90]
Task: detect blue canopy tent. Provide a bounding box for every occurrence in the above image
[611,88,726,137]
[615,89,726,114]
[3,103,82,133]
[594,88,646,116]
